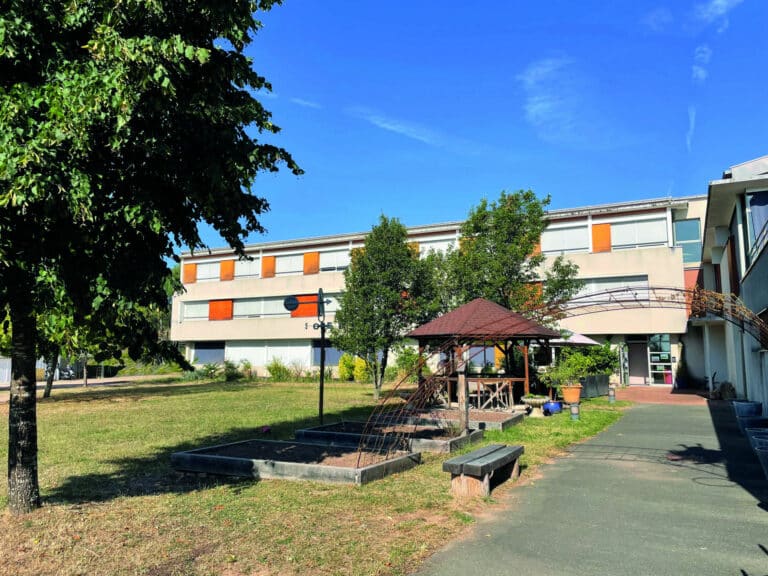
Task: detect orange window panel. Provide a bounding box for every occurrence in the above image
[531,241,542,256]
[209,300,233,321]
[291,294,318,318]
[262,255,275,278]
[182,263,197,284]
[592,223,612,253]
[220,260,235,281]
[303,252,320,275]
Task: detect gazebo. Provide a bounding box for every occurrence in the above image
[408,298,559,414]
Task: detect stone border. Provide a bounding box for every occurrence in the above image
[295,422,485,453]
[170,439,421,485]
[374,411,524,431]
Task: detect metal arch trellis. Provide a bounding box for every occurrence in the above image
[354,286,768,467]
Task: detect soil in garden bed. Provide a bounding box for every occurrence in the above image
[200,440,385,468]
[324,421,462,440]
[406,408,520,423]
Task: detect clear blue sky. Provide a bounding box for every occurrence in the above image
[196,0,767,249]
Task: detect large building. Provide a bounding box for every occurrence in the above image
[699,155,768,405]
[171,194,708,384]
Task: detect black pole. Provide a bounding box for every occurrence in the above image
[319,321,326,425]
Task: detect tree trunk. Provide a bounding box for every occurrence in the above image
[374,349,388,402]
[8,287,41,514]
[43,345,59,399]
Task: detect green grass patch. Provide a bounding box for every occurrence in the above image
[0,380,628,576]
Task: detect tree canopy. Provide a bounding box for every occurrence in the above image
[332,216,438,397]
[445,190,582,321]
[0,0,299,514]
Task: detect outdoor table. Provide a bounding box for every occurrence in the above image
[466,377,525,410]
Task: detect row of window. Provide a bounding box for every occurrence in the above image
[182,294,341,321]
[541,217,702,264]
[182,239,458,284]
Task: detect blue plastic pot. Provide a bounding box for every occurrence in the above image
[542,401,562,416]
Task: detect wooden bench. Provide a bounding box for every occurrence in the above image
[442,444,524,498]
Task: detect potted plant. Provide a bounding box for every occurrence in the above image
[542,355,589,405]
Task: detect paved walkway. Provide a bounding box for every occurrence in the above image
[415,403,768,576]
[616,384,709,406]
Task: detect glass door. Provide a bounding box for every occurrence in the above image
[649,334,673,385]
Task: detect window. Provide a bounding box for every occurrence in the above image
[611,218,667,250]
[312,340,344,366]
[574,275,649,304]
[233,299,261,318]
[746,190,768,264]
[275,254,303,275]
[418,239,455,256]
[262,296,290,317]
[193,341,225,364]
[673,219,702,264]
[319,250,351,272]
[196,261,219,281]
[234,258,260,278]
[540,225,589,254]
[182,301,208,320]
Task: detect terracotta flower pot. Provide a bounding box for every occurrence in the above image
[560,384,582,405]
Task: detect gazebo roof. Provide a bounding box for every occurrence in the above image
[408,298,559,341]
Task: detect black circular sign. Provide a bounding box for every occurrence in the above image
[283,295,299,311]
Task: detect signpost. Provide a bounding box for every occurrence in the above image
[283,289,331,424]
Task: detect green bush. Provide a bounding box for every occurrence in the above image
[338,353,355,381]
[239,359,253,379]
[560,342,618,375]
[384,365,399,382]
[353,357,371,383]
[223,360,241,382]
[199,363,220,379]
[266,357,291,382]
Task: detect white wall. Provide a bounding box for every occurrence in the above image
[225,340,313,376]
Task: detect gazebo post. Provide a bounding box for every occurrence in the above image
[522,343,530,396]
[416,342,425,388]
[456,345,469,433]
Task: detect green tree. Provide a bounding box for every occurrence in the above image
[447,190,582,320]
[332,216,438,399]
[0,0,300,514]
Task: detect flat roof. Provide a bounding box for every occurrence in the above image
[182,194,707,258]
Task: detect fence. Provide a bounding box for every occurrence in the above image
[580,374,610,398]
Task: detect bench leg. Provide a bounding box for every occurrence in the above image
[451,473,490,498]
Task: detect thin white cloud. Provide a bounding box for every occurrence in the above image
[694,44,713,64]
[517,57,617,149]
[695,0,743,23]
[290,97,322,109]
[348,106,439,145]
[692,66,709,82]
[642,7,674,32]
[694,0,743,33]
[686,106,696,152]
[691,44,713,83]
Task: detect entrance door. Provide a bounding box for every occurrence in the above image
[627,341,649,385]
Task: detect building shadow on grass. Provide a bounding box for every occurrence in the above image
[44,403,386,506]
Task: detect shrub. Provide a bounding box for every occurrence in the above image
[289,360,305,381]
[393,345,431,383]
[239,359,253,379]
[353,356,371,383]
[384,365,399,382]
[223,360,241,382]
[266,357,291,382]
[200,363,221,379]
[338,353,355,381]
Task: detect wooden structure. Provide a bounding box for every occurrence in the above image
[408,298,559,425]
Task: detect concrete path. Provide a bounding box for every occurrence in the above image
[415,403,768,576]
